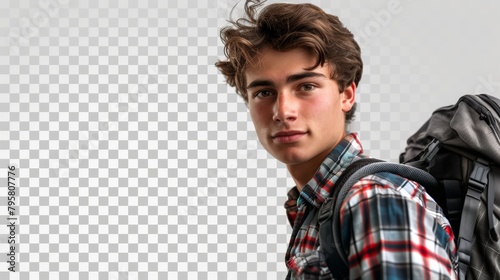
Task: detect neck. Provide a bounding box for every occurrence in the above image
[287,132,348,192]
[287,148,331,192]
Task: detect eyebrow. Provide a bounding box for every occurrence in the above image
[246,71,327,89]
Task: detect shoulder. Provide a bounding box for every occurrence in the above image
[342,171,436,211]
[338,172,458,279]
[340,171,455,246]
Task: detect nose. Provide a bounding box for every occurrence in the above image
[273,92,298,123]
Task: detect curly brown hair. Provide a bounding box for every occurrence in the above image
[215,0,363,122]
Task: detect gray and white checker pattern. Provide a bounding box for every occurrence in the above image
[0,0,499,279]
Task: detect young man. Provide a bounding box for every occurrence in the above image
[216,1,458,279]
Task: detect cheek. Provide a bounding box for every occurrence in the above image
[249,106,268,129]
[303,94,344,130]
[304,95,338,117]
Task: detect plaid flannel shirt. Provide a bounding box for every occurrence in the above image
[284,133,458,279]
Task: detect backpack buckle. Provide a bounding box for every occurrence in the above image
[318,197,334,225]
[468,159,489,194]
[421,138,442,164]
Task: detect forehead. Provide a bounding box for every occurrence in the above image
[247,48,314,74]
[245,48,330,84]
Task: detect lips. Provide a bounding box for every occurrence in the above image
[272,130,307,143]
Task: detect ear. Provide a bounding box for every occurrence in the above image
[340,82,356,112]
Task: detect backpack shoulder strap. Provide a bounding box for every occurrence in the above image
[457,158,497,280]
[319,158,439,279]
[318,158,381,279]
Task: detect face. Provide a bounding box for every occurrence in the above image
[245,48,355,169]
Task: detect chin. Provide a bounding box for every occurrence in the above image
[262,139,313,163]
[272,149,311,165]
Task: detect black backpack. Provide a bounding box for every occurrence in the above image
[318,94,500,280]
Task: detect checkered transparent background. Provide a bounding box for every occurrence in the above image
[0,0,499,279]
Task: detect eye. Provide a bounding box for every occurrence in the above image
[300,84,316,92]
[254,90,275,98]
